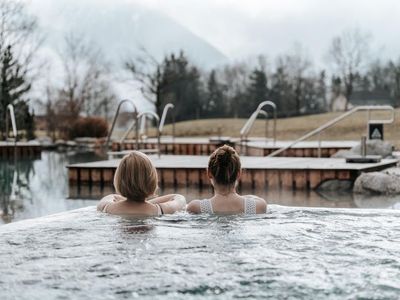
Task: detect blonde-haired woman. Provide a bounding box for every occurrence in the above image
[97,151,186,216]
[187,145,267,214]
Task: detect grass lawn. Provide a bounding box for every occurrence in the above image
[36,108,400,149]
[156,109,400,148]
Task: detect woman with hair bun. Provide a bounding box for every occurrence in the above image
[187,145,267,214]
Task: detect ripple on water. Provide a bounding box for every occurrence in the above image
[0,205,400,299]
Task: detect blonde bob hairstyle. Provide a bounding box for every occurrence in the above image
[113,151,158,202]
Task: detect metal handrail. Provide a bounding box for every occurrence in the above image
[258,110,269,140]
[106,99,138,150]
[158,103,175,157]
[120,111,160,142]
[240,100,277,144]
[268,105,395,158]
[159,103,175,134]
[6,104,17,143]
[138,111,160,137]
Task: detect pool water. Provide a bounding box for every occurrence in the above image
[1,151,400,224]
[0,206,399,299]
[0,151,105,224]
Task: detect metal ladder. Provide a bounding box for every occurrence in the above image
[268,105,395,158]
[105,99,139,151]
[108,112,160,159]
[240,100,277,154]
[118,103,174,157]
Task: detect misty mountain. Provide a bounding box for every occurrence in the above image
[32,0,228,70]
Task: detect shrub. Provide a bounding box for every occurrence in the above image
[69,117,108,139]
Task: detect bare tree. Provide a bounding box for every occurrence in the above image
[124,47,165,117]
[281,44,312,114]
[221,62,250,117]
[328,28,371,110]
[56,33,116,121]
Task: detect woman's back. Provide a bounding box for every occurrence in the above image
[189,194,266,215]
[187,145,267,215]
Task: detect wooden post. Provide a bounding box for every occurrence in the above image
[266,170,280,189]
[253,170,266,189]
[80,169,90,184]
[188,169,200,186]
[281,170,293,189]
[103,169,114,183]
[309,170,322,189]
[175,169,187,187]
[293,170,308,189]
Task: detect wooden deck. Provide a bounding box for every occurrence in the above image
[112,137,235,156]
[112,137,357,157]
[67,155,398,190]
[241,140,359,157]
[0,142,42,159]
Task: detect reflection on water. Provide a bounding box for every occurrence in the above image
[0,151,106,225]
[1,151,400,225]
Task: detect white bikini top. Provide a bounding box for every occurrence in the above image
[198,196,259,214]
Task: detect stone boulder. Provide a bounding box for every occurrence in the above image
[353,171,400,194]
[316,179,353,191]
[332,140,394,158]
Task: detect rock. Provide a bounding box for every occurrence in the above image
[332,140,394,158]
[353,172,400,194]
[383,166,400,176]
[331,149,349,158]
[316,179,353,191]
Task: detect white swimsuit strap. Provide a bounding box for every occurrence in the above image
[244,197,257,214]
[199,199,214,214]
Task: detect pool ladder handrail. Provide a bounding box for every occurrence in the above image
[267,105,395,158]
[6,104,18,145]
[158,103,175,139]
[158,103,175,156]
[120,104,174,157]
[106,99,139,151]
[240,100,277,155]
[240,100,277,144]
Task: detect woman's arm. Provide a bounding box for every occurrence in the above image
[186,200,201,214]
[97,194,116,212]
[148,194,186,214]
[147,194,179,204]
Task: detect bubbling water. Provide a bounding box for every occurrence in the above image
[0,205,399,299]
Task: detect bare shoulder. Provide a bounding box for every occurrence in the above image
[244,194,267,213]
[97,194,117,212]
[186,199,201,214]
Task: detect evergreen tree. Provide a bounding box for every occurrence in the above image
[270,66,293,117]
[317,71,327,111]
[204,70,225,117]
[0,45,33,140]
[244,68,268,117]
[160,52,204,121]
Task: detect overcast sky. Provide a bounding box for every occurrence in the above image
[27,0,400,111]
[125,0,400,63]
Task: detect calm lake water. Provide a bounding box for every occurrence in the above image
[1,151,400,225]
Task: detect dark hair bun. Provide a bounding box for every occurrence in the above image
[216,147,232,164]
[208,145,241,186]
